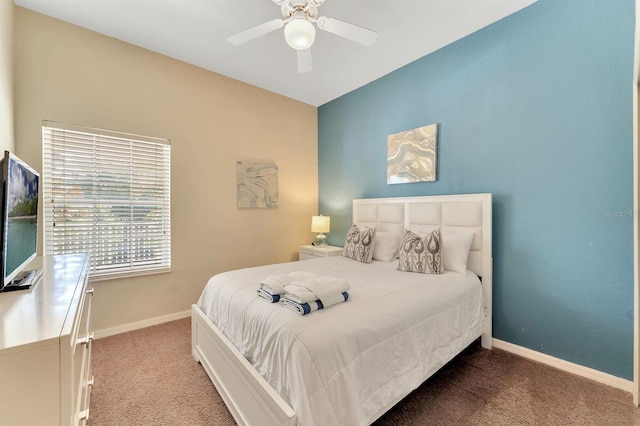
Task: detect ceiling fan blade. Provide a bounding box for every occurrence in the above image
[316,16,377,46]
[297,48,312,73]
[227,19,284,46]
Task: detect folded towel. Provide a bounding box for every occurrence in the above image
[281,292,349,315]
[259,271,316,295]
[282,298,324,315]
[259,274,289,295]
[295,276,351,308]
[282,284,317,304]
[257,288,281,303]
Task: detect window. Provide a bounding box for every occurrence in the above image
[42,121,171,280]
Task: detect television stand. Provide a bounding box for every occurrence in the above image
[0,268,43,292]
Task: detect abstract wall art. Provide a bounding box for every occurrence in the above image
[237,161,279,208]
[387,123,438,184]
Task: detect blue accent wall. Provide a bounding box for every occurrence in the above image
[318,0,635,379]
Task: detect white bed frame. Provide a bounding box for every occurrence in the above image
[192,193,492,426]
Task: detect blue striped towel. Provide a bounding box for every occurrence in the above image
[281,292,349,315]
[257,288,281,303]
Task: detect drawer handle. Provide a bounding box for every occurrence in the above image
[88,376,94,387]
[86,288,94,295]
[79,408,89,421]
[78,332,95,346]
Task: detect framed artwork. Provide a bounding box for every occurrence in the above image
[387,123,438,184]
[237,161,279,208]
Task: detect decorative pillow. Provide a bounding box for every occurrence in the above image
[397,229,442,274]
[372,231,401,262]
[343,224,376,263]
[442,231,474,274]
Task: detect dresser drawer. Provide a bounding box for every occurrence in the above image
[299,248,324,260]
[71,284,93,426]
[299,245,343,260]
[76,342,93,426]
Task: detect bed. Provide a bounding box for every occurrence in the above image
[192,193,493,426]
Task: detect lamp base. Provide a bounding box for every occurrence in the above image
[314,233,327,247]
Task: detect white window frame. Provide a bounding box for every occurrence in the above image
[42,121,171,281]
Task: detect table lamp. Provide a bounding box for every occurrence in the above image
[311,215,330,247]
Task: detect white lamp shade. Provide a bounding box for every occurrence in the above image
[284,19,316,50]
[311,215,330,233]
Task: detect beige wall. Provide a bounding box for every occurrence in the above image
[13,8,318,331]
[0,0,14,153]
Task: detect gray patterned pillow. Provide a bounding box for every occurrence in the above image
[343,224,376,263]
[397,229,442,274]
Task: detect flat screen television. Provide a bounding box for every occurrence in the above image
[0,151,40,292]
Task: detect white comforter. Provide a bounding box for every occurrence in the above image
[197,256,483,426]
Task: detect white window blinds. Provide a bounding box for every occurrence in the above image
[42,122,171,280]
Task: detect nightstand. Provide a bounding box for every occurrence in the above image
[299,245,343,260]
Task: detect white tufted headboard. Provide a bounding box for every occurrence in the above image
[352,193,493,348]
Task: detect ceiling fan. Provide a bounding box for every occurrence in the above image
[227,0,378,74]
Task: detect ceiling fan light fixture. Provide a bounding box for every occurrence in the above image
[284,18,316,50]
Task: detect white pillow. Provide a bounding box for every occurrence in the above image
[372,231,400,262]
[442,232,474,274]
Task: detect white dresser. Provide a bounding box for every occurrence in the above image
[0,254,92,426]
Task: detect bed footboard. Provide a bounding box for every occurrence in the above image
[191,304,296,426]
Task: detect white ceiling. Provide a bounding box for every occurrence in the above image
[14,0,537,107]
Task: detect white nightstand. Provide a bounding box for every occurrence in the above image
[299,245,343,260]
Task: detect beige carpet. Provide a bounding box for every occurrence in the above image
[91,318,640,425]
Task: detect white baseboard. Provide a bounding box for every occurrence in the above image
[492,338,633,393]
[94,310,191,339]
